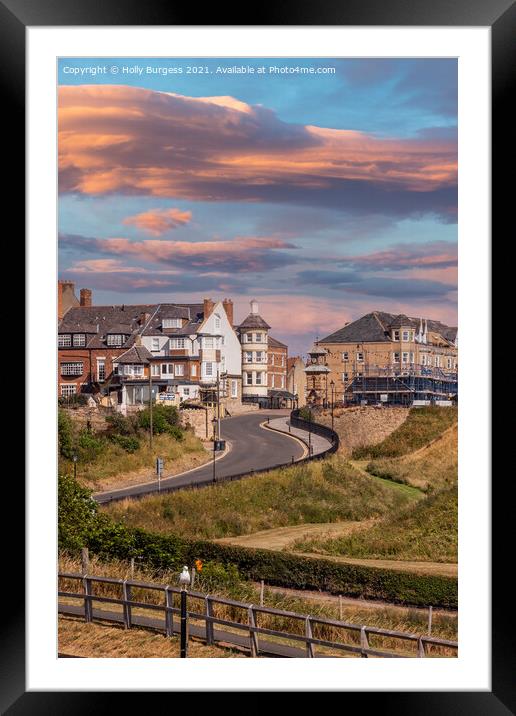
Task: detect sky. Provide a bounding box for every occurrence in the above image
[58,57,458,356]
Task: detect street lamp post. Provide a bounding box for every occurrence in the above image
[308,409,312,453]
[212,417,217,484]
[73,454,78,481]
[149,371,153,450]
[330,380,335,432]
[179,566,191,658]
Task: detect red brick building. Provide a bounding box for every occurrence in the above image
[267,336,287,391]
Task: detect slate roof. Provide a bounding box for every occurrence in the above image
[114,345,153,364]
[320,311,457,345]
[238,313,271,330]
[268,336,287,349]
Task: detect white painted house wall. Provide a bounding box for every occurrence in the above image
[198,301,242,381]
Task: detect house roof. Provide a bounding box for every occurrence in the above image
[114,345,153,364]
[320,311,457,345]
[238,313,271,330]
[268,336,287,349]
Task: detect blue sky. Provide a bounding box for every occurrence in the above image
[58,57,457,354]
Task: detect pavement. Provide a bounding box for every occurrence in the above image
[265,416,332,457]
[95,410,316,504]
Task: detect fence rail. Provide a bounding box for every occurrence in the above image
[58,572,457,659]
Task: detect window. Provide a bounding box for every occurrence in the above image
[342,373,348,381]
[58,334,71,347]
[97,360,106,382]
[356,352,364,362]
[220,336,225,346]
[402,352,409,364]
[151,338,160,351]
[183,388,190,396]
[170,338,185,349]
[410,352,415,364]
[244,351,253,363]
[133,365,143,376]
[151,364,160,377]
[73,334,86,347]
[61,362,84,376]
[436,355,442,368]
[191,365,197,377]
[107,334,124,347]
[214,314,221,331]
[447,357,452,369]
[204,337,214,349]
[161,364,173,375]
[60,384,77,397]
[342,352,349,361]
[205,362,213,377]
[393,330,400,341]
[255,351,264,363]
[256,372,263,385]
[175,364,185,377]
[231,380,238,398]
[281,375,285,389]
[163,318,182,329]
[421,354,427,366]
[270,354,274,366]
[392,352,400,363]
[245,372,252,385]
[255,333,263,342]
[280,355,284,367]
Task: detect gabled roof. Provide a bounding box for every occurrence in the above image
[114,345,153,364]
[268,336,287,349]
[320,311,457,345]
[238,313,271,330]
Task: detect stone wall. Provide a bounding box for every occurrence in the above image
[61,405,112,431]
[180,406,216,439]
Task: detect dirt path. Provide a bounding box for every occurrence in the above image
[216,520,376,550]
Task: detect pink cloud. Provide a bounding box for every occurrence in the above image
[58,85,457,218]
[123,207,192,235]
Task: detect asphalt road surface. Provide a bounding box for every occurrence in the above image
[95,410,306,504]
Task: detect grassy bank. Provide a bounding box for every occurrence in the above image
[366,424,458,493]
[102,457,416,539]
[351,406,457,460]
[292,485,457,563]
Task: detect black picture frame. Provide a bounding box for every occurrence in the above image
[5,0,512,710]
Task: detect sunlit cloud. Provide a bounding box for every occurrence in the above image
[123,207,192,235]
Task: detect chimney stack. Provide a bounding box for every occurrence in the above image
[80,288,92,307]
[222,298,234,326]
[203,297,215,319]
[58,280,76,320]
[250,299,259,315]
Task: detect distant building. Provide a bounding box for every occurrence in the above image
[58,280,91,320]
[312,311,458,406]
[287,357,307,408]
[304,343,331,406]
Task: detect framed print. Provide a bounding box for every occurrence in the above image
[3,0,512,709]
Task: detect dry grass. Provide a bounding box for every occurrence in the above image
[58,553,457,655]
[366,424,458,492]
[61,432,209,491]
[58,615,246,658]
[101,457,416,540]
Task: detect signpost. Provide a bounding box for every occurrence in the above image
[156,457,164,492]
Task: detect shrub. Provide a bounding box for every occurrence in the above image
[109,434,141,453]
[58,473,100,552]
[58,408,75,460]
[76,429,106,463]
[138,404,183,438]
[105,413,138,436]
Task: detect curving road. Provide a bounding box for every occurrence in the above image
[94,410,307,504]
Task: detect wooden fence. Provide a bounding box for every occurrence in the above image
[58,571,458,659]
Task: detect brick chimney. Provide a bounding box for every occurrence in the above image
[80,288,92,307]
[58,280,77,320]
[222,298,234,326]
[203,297,215,319]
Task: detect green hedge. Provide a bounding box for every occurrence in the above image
[85,521,457,609]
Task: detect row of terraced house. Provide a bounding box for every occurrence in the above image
[57,281,292,413]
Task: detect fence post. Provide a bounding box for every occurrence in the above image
[360,626,369,657]
[191,567,196,591]
[339,595,343,621]
[122,580,132,629]
[428,606,433,635]
[165,587,174,637]
[81,547,89,575]
[130,557,135,579]
[305,617,315,658]
[83,576,92,623]
[205,596,214,645]
[417,637,426,657]
[260,580,264,607]
[248,606,259,658]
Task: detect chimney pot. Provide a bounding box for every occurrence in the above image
[222,298,234,326]
[203,297,215,319]
[80,288,92,307]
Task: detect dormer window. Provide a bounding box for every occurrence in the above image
[402,330,410,341]
[73,334,86,347]
[107,334,124,347]
[163,318,182,329]
[58,334,71,347]
[392,330,400,341]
